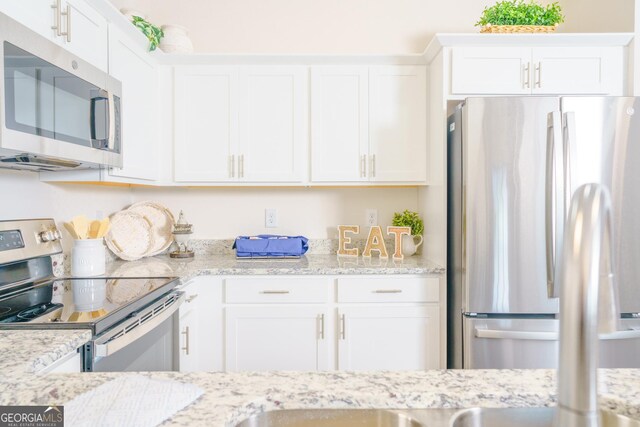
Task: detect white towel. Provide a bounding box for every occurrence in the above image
[65,375,204,427]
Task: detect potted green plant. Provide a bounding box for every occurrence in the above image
[392,210,424,256]
[476,0,564,33]
[131,16,164,51]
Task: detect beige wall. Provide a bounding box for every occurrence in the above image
[561,0,634,33]
[0,168,418,241]
[110,0,502,54]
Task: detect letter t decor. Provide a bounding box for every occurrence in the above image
[387,226,411,260]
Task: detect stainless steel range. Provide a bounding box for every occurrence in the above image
[0,219,183,372]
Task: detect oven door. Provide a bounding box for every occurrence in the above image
[85,291,184,372]
[0,12,122,169]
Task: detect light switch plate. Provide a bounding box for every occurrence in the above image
[366,209,378,226]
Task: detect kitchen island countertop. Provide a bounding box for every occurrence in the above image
[1,361,640,426]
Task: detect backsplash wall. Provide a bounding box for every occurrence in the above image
[0,170,419,245]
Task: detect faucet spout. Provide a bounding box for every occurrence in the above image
[555,184,620,427]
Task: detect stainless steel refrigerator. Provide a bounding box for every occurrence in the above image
[447,97,640,369]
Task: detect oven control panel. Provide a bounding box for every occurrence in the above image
[0,219,62,264]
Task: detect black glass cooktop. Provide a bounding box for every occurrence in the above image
[0,276,179,335]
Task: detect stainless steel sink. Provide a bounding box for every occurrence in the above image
[235,407,640,427]
[234,408,456,427]
[449,407,640,427]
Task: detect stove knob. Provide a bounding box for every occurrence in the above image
[39,231,55,242]
[52,229,62,240]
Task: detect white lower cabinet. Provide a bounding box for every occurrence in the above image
[225,305,330,371]
[337,305,440,371]
[177,277,223,372]
[41,350,82,373]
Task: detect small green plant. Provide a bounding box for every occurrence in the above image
[476,0,564,27]
[131,16,164,51]
[392,210,424,236]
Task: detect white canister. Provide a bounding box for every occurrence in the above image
[71,239,106,277]
[159,24,194,53]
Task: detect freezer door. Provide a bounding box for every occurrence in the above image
[464,317,640,369]
[464,97,560,314]
[561,97,640,314]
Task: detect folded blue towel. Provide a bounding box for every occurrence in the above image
[233,235,309,257]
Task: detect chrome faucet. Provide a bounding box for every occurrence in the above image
[554,184,620,427]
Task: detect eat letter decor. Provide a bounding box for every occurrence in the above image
[337,225,413,259]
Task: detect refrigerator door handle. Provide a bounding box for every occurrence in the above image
[545,111,564,299]
[562,112,577,218]
[476,328,640,341]
[475,328,558,341]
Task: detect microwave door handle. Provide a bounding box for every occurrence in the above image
[93,292,185,358]
[106,91,116,150]
[545,111,564,298]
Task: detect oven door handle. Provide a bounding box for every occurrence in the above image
[93,291,185,358]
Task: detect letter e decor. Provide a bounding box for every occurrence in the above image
[337,225,360,256]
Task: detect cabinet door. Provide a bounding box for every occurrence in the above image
[225,306,329,371]
[338,305,440,370]
[238,66,307,182]
[178,278,223,372]
[369,66,427,182]
[451,47,531,95]
[107,26,159,181]
[531,47,624,95]
[0,1,57,41]
[310,66,368,182]
[62,0,108,71]
[174,66,238,182]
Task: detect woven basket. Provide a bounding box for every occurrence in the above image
[480,24,557,34]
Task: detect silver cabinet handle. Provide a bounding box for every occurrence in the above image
[186,294,198,303]
[260,290,290,294]
[229,155,235,178]
[523,62,531,89]
[318,313,325,340]
[63,4,71,42]
[545,111,564,298]
[369,154,376,178]
[181,326,190,355]
[239,154,244,178]
[360,155,366,178]
[340,314,346,340]
[535,62,542,88]
[373,289,402,294]
[51,0,63,36]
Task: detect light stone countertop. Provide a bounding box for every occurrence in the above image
[99,253,445,280]
[1,367,640,426]
[0,329,90,375]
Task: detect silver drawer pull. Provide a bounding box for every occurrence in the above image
[181,326,190,355]
[374,289,402,294]
[186,294,199,303]
[260,290,290,294]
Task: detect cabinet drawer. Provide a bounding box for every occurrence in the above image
[337,277,439,303]
[225,277,329,303]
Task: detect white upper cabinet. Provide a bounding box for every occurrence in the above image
[174,66,239,182]
[451,45,624,96]
[238,66,307,183]
[451,47,531,95]
[62,0,108,71]
[311,66,369,182]
[310,65,427,184]
[107,26,159,181]
[174,66,306,183]
[369,66,427,182]
[0,0,107,71]
[530,46,623,95]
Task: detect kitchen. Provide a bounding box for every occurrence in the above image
[1,0,639,425]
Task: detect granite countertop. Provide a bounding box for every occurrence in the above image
[99,253,445,280]
[1,367,640,426]
[0,329,91,375]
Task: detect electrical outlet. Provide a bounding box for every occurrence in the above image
[265,208,278,228]
[366,209,378,226]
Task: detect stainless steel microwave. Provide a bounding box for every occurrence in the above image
[0,12,122,171]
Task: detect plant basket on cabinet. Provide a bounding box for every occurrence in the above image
[480,24,557,33]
